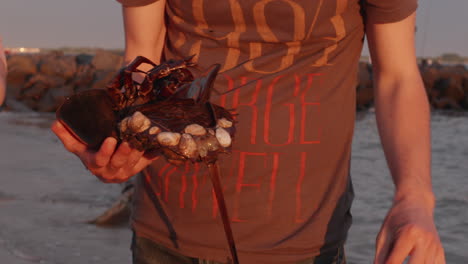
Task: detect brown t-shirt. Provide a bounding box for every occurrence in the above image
[116,0,417,263]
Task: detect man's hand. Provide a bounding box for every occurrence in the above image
[51,0,167,182]
[51,120,155,183]
[374,194,445,264]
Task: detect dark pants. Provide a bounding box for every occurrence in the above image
[131,234,346,264]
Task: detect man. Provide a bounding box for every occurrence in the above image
[52,0,445,263]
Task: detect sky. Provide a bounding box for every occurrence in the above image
[0,0,467,57]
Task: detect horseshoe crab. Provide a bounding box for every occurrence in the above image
[56,56,235,165]
[55,56,239,263]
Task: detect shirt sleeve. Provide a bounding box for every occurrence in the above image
[116,0,159,7]
[362,0,418,24]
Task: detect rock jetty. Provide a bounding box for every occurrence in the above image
[4,51,468,111]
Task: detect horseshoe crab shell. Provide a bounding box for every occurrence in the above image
[56,89,117,150]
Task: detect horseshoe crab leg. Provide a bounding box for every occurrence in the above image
[207,161,239,264]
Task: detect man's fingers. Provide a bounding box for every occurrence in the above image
[126,156,153,176]
[51,121,86,154]
[386,235,414,264]
[424,243,438,264]
[109,142,133,169]
[127,148,144,168]
[104,157,149,183]
[374,228,391,264]
[435,246,446,264]
[92,137,118,168]
[425,242,445,264]
[407,247,425,264]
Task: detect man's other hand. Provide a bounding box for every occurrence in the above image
[374,194,446,264]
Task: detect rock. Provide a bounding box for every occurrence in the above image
[19,82,49,103]
[356,62,373,110]
[20,96,40,111]
[91,49,123,71]
[17,74,69,112]
[461,75,468,109]
[73,64,96,93]
[421,67,439,97]
[88,183,134,227]
[36,85,74,112]
[75,53,94,65]
[431,70,466,109]
[39,53,77,80]
[5,53,468,114]
[19,74,66,100]
[418,63,468,110]
[356,85,374,110]
[91,70,116,90]
[357,62,372,88]
[6,55,37,85]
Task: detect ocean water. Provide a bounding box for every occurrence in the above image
[0,111,466,263]
[347,111,468,263]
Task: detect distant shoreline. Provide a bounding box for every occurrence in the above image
[5,47,468,65]
[4,49,468,112]
[5,47,124,56]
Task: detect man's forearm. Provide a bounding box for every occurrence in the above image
[122,0,167,66]
[374,72,435,209]
[367,13,445,263]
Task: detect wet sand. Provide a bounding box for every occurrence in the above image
[0,112,132,264]
[0,111,467,263]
